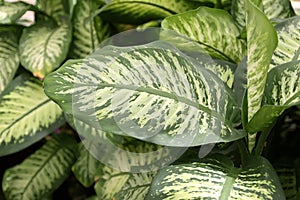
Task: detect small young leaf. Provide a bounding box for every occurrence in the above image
[245,0,277,122]
[0,2,31,24]
[19,21,72,78]
[0,26,21,93]
[0,74,65,156]
[161,7,246,63]
[44,41,245,147]
[2,133,77,200]
[146,155,284,199]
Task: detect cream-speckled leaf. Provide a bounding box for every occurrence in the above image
[66,113,183,173]
[95,164,157,200]
[0,1,31,24]
[245,0,277,122]
[270,16,300,70]
[159,31,237,88]
[2,133,77,200]
[0,27,20,93]
[231,0,262,30]
[195,58,237,89]
[99,0,210,24]
[69,0,111,59]
[263,0,295,20]
[246,60,300,133]
[0,74,65,156]
[146,155,284,199]
[162,7,246,63]
[36,0,69,23]
[232,0,293,30]
[19,22,72,78]
[44,41,245,147]
[72,141,100,187]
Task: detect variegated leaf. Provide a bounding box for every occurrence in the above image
[69,0,111,59]
[0,1,31,24]
[231,0,292,31]
[245,0,277,122]
[99,0,209,24]
[161,7,246,63]
[270,16,300,70]
[95,163,157,200]
[19,21,72,79]
[0,74,65,156]
[159,29,237,88]
[72,141,100,187]
[36,0,69,23]
[0,26,21,93]
[44,41,245,147]
[146,155,284,199]
[66,113,184,173]
[195,58,237,89]
[2,133,77,200]
[263,0,295,20]
[231,0,263,30]
[246,60,300,133]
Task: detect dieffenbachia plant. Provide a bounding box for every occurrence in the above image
[0,0,299,199]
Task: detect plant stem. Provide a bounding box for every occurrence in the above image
[253,126,273,156]
[237,139,250,165]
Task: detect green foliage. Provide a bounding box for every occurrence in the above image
[0,0,299,199]
[147,155,284,199]
[2,133,77,200]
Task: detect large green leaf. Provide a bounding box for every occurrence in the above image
[19,21,72,79]
[246,60,300,133]
[44,41,245,147]
[99,0,210,24]
[146,155,284,199]
[270,16,300,70]
[0,74,65,156]
[69,0,111,59]
[95,165,156,200]
[2,133,77,200]
[72,141,100,187]
[245,0,277,122]
[0,26,21,93]
[161,7,246,63]
[0,1,31,24]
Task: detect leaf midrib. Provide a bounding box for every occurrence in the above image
[0,99,51,137]
[21,144,68,199]
[78,83,228,124]
[43,27,59,70]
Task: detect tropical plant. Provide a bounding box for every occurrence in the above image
[0,0,299,199]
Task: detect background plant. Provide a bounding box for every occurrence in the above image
[0,0,299,199]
